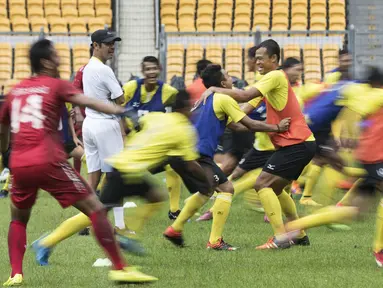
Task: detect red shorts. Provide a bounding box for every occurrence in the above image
[11,161,91,209]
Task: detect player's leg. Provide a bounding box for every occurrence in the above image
[166,166,182,220]
[374,184,383,267]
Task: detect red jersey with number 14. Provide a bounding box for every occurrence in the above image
[0,75,81,168]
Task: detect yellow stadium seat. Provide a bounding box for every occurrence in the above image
[168,43,184,52]
[0,7,6,18]
[12,17,30,32]
[0,0,6,9]
[216,8,232,20]
[226,55,241,65]
[61,0,77,10]
[226,64,242,77]
[330,17,346,30]
[161,7,176,18]
[49,18,68,32]
[45,8,61,22]
[88,18,106,31]
[198,0,214,9]
[329,0,345,9]
[14,64,31,74]
[0,55,11,66]
[197,6,213,18]
[9,0,25,9]
[179,24,195,32]
[95,0,111,9]
[178,6,194,19]
[56,43,70,54]
[167,64,183,75]
[252,19,269,31]
[292,6,307,18]
[272,16,288,29]
[197,18,213,31]
[284,44,301,59]
[28,0,43,10]
[79,7,95,22]
[59,71,71,80]
[70,18,87,33]
[0,43,12,58]
[96,7,112,26]
[330,6,345,18]
[73,57,89,71]
[14,56,29,66]
[3,79,19,95]
[273,0,289,9]
[304,57,321,66]
[292,0,307,7]
[273,6,288,18]
[62,8,78,22]
[0,17,10,32]
[161,0,177,9]
[304,71,321,83]
[235,6,250,18]
[45,0,60,10]
[179,0,195,9]
[233,18,251,32]
[323,56,338,67]
[167,57,183,66]
[310,17,326,30]
[216,0,232,10]
[323,44,339,53]
[254,5,270,18]
[291,16,307,30]
[184,73,195,86]
[28,7,44,20]
[30,17,48,32]
[310,6,326,18]
[15,43,30,58]
[79,0,94,10]
[236,0,251,9]
[227,43,242,52]
[324,63,338,73]
[10,7,26,20]
[215,18,231,31]
[73,44,90,55]
[162,17,178,32]
[311,0,326,9]
[254,0,270,9]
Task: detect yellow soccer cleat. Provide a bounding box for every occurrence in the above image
[109,266,158,283]
[3,274,23,287]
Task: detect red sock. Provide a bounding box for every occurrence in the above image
[74,158,82,173]
[8,220,27,277]
[90,209,125,270]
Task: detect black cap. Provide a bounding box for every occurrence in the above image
[91,29,122,44]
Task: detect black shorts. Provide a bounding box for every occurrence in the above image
[263,141,316,180]
[216,129,254,160]
[313,130,338,157]
[64,139,77,155]
[99,170,153,206]
[238,147,274,172]
[217,128,232,154]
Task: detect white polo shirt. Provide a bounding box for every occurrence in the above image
[83,56,123,119]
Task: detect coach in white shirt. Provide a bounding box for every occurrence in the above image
[82,29,125,193]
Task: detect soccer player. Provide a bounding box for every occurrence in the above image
[186,59,212,104]
[0,39,157,286]
[163,64,291,250]
[122,56,182,220]
[199,40,316,249]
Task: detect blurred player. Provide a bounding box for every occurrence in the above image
[186,59,211,104]
[163,64,291,250]
[200,40,316,249]
[0,39,158,286]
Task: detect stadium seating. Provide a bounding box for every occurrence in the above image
[30,17,48,32]
[206,44,222,65]
[49,18,68,33]
[0,18,10,32]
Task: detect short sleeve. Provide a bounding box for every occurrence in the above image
[58,79,82,102]
[103,66,123,100]
[248,97,263,108]
[253,70,284,98]
[72,67,84,91]
[346,88,383,117]
[215,94,246,123]
[162,84,178,105]
[0,99,10,125]
[123,80,138,104]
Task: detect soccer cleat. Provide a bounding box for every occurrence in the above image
[78,227,90,236]
[31,236,52,266]
[3,274,23,287]
[109,266,158,283]
[291,181,302,195]
[0,189,8,198]
[168,210,181,220]
[196,211,213,222]
[118,235,145,256]
[256,236,291,250]
[163,226,184,247]
[290,235,310,246]
[337,179,354,190]
[300,197,322,207]
[207,238,238,251]
[375,250,383,268]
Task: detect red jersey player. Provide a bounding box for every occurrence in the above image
[0,39,158,286]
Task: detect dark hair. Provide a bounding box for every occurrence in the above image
[173,90,191,111]
[339,48,349,56]
[196,59,212,76]
[142,56,160,66]
[366,66,383,86]
[201,64,225,88]
[258,39,280,62]
[248,45,257,58]
[89,45,94,57]
[282,57,301,70]
[30,39,54,74]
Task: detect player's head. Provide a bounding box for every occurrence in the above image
[366,66,383,88]
[141,56,160,85]
[173,90,192,116]
[201,64,233,89]
[247,45,257,72]
[196,59,212,77]
[30,39,60,78]
[339,48,352,73]
[91,29,121,63]
[256,39,280,75]
[281,57,302,84]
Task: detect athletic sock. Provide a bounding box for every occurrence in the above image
[258,188,285,236]
[278,189,306,238]
[172,192,209,231]
[374,199,383,252]
[113,207,125,229]
[243,189,261,205]
[8,220,26,277]
[74,158,82,173]
[338,179,363,206]
[285,206,358,232]
[302,164,322,198]
[233,168,262,197]
[209,192,232,244]
[40,213,91,248]
[166,169,182,213]
[90,209,125,270]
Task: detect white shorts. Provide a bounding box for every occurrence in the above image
[83,117,124,173]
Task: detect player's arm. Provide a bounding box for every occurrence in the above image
[70,94,125,115]
[226,102,261,132]
[203,86,261,103]
[104,67,124,105]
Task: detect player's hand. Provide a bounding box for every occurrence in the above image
[69,109,75,119]
[196,87,216,106]
[118,107,140,131]
[73,136,83,147]
[277,117,291,132]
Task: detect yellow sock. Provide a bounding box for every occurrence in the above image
[258,188,285,236]
[166,169,182,213]
[374,199,383,252]
[233,168,262,197]
[172,192,209,231]
[278,189,306,238]
[209,192,232,244]
[124,202,164,238]
[338,179,363,206]
[96,173,107,191]
[343,167,366,178]
[244,189,261,205]
[40,213,91,248]
[285,206,358,232]
[302,164,322,198]
[2,173,10,191]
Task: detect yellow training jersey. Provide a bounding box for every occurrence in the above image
[212,92,246,123]
[107,112,199,174]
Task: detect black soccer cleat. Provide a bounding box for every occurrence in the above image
[0,189,9,198]
[291,235,310,246]
[78,227,90,236]
[168,210,181,220]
